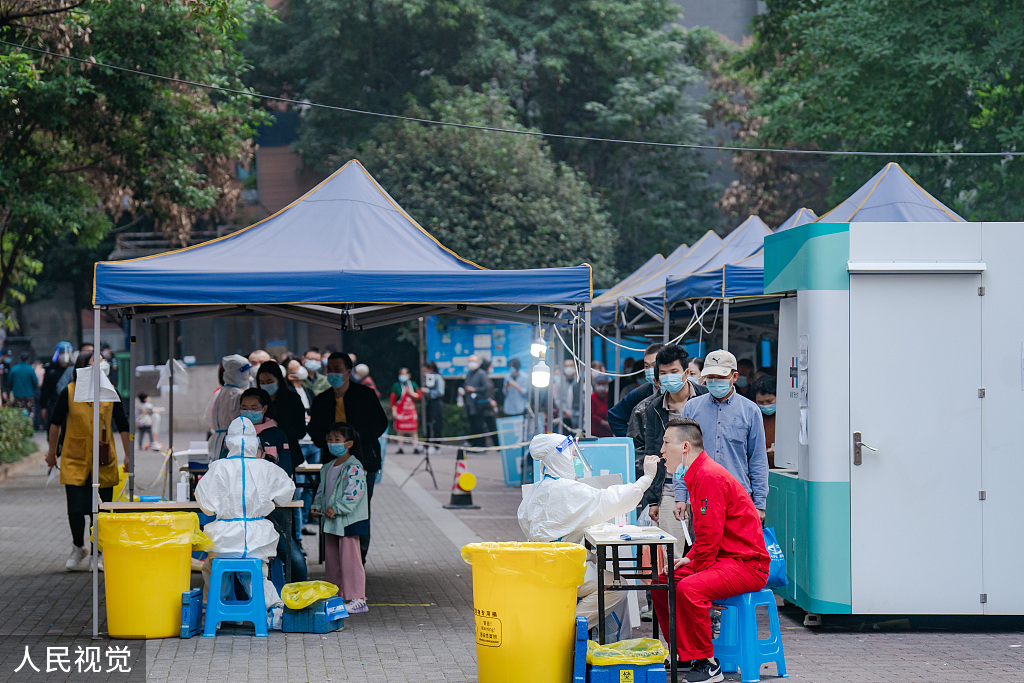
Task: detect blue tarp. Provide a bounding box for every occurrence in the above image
[665,212,813,301]
[816,162,964,223]
[94,160,592,306]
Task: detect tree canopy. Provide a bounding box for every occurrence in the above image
[736,0,1024,220]
[245,0,719,276]
[0,0,267,325]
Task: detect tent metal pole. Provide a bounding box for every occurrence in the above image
[663,299,670,342]
[546,323,554,435]
[167,322,175,500]
[723,301,730,352]
[91,306,100,639]
[613,327,621,403]
[582,304,592,437]
[128,316,137,501]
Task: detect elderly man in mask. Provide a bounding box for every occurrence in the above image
[196,416,295,629]
[518,433,660,629]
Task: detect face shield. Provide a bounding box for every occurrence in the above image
[556,435,592,479]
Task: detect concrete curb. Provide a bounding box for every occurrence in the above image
[0,449,46,483]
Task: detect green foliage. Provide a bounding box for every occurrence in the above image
[356,88,616,284]
[0,408,35,464]
[741,0,1024,220]
[0,0,269,325]
[442,403,469,439]
[246,0,717,277]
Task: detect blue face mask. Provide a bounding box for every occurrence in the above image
[304,360,321,374]
[705,378,733,399]
[327,443,348,458]
[240,409,264,424]
[260,381,278,396]
[327,373,347,388]
[759,403,777,416]
[573,458,586,478]
[736,376,748,389]
[644,367,655,385]
[660,374,685,394]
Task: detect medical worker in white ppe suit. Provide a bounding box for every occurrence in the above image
[518,433,660,629]
[196,416,295,629]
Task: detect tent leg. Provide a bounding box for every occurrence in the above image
[167,322,175,500]
[613,328,621,403]
[546,324,554,435]
[663,301,670,342]
[128,316,137,502]
[723,301,730,352]
[582,304,592,438]
[92,306,101,639]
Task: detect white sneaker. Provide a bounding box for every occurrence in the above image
[65,545,89,571]
[96,554,104,572]
[345,598,368,614]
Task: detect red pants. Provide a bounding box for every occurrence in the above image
[651,557,768,660]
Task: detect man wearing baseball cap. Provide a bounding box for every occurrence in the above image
[676,349,768,522]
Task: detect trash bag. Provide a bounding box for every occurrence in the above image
[763,526,789,588]
[96,512,213,551]
[281,580,339,610]
[586,638,667,666]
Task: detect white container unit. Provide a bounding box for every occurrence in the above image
[763,220,1024,616]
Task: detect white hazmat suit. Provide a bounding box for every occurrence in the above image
[204,355,251,463]
[196,416,295,627]
[518,434,658,630]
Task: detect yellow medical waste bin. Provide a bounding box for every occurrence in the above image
[461,542,586,683]
[97,512,211,639]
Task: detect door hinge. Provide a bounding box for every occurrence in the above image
[979,490,987,500]
[980,593,988,604]
[978,388,986,398]
[978,286,986,296]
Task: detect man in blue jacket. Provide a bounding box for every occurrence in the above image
[607,343,665,436]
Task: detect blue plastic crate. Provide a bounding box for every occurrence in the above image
[180,589,203,638]
[282,597,347,633]
[587,662,667,683]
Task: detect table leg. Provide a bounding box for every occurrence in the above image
[286,516,294,584]
[667,543,677,683]
[597,545,606,645]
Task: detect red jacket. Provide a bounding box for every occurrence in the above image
[684,451,770,573]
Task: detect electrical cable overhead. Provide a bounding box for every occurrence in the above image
[2,38,1023,158]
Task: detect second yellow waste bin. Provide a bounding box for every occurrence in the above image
[461,542,586,683]
[98,512,211,639]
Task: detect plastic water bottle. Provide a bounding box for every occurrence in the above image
[176,472,189,502]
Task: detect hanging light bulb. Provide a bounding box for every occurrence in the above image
[531,331,546,358]
[532,359,551,388]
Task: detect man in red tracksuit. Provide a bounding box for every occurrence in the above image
[651,416,770,683]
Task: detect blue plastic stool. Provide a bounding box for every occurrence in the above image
[572,617,587,683]
[712,588,787,683]
[203,558,268,637]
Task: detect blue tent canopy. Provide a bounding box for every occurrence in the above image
[591,253,666,326]
[665,211,813,302]
[94,160,592,309]
[816,162,964,223]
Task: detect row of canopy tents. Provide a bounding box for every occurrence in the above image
[595,162,966,335]
[87,159,598,638]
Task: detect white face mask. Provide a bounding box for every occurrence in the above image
[563,366,576,378]
[466,361,479,372]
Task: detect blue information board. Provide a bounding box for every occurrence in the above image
[425,316,534,378]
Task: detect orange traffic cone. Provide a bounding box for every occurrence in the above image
[443,448,480,510]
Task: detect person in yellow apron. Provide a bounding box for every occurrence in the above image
[45,351,131,571]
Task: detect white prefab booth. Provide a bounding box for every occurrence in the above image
[764,220,1024,615]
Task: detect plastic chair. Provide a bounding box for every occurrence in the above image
[203,558,268,637]
[712,588,788,683]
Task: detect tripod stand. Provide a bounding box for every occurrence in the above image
[401,444,438,489]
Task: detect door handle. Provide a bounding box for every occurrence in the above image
[852,431,878,466]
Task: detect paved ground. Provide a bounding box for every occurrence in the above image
[0,433,1021,682]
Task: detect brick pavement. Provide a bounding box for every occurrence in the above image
[0,435,1020,682]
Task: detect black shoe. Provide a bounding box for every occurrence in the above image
[684,658,723,683]
[664,658,695,671]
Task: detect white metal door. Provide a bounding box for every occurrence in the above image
[849,273,983,614]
